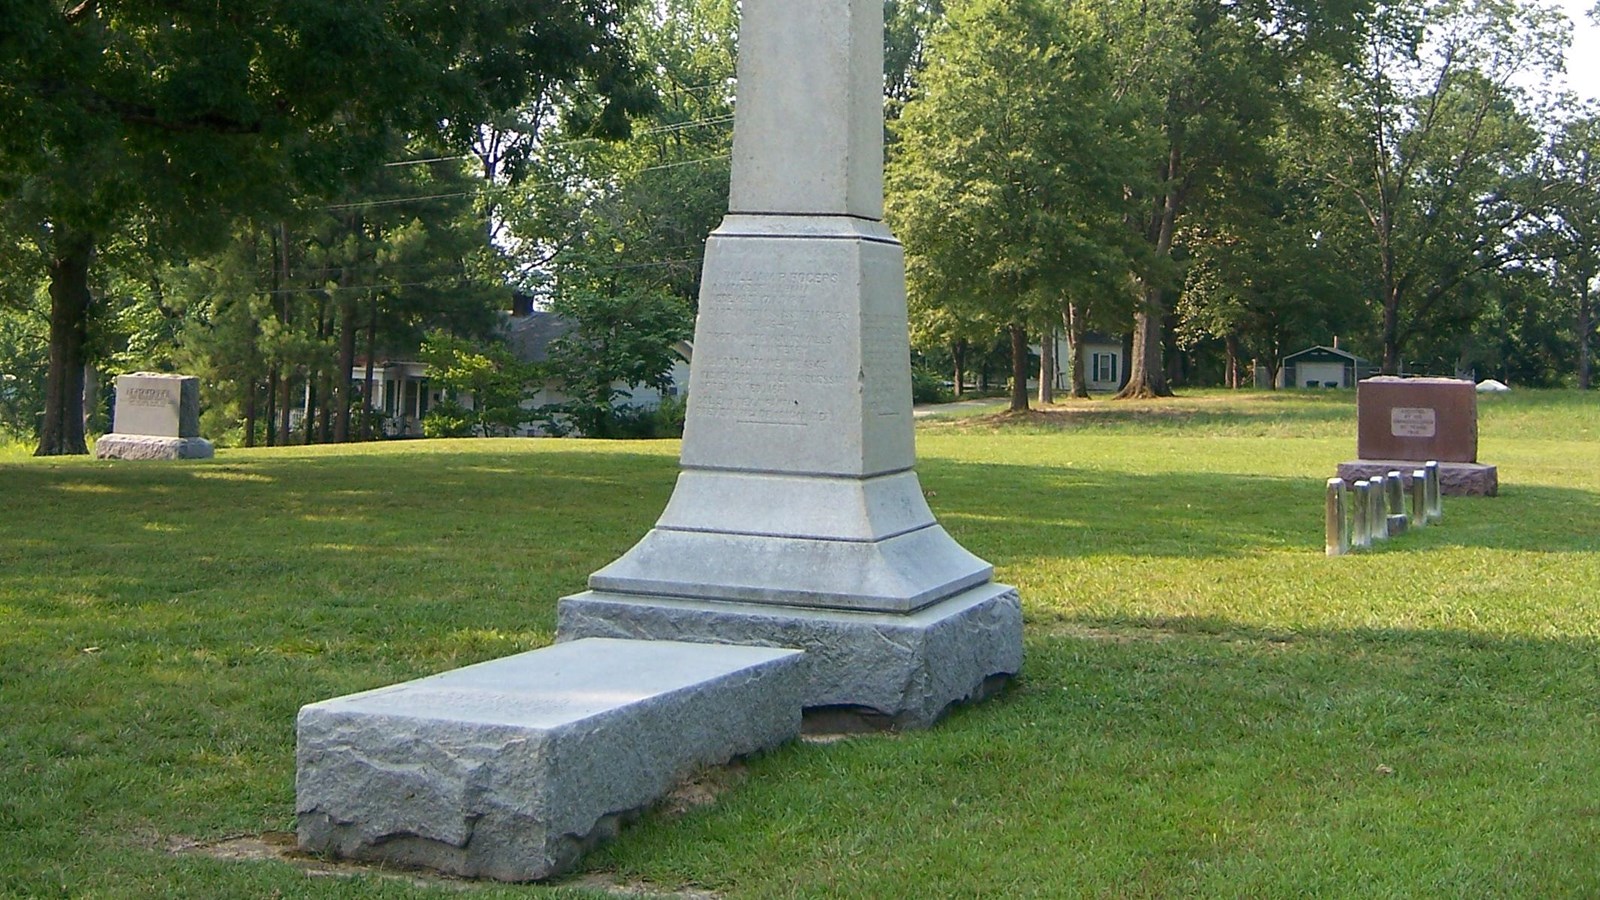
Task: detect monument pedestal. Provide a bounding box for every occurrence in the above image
[559,583,1021,730]
[95,434,214,461]
[1340,377,1498,496]
[1337,459,1497,497]
[93,373,214,460]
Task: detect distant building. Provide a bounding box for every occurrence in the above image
[1033,332,1129,393]
[352,360,435,437]
[350,306,691,437]
[1278,345,1376,389]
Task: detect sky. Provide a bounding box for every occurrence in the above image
[1558,0,1600,100]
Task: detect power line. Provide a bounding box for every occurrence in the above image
[316,153,730,212]
[384,154,472,168]
[381,115,732,169]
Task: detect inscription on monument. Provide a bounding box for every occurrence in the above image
[696,262,852,428]
[1390,407,1437,438]
[123,387,177,408]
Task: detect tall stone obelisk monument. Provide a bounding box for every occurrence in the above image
[557,0,1022,727]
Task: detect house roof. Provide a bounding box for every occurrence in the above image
[1283,345,1367,364]
[505,310,575,364]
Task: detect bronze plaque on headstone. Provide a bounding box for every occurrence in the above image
[1356,377,1477,463]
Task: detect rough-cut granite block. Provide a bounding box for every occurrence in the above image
[296,638,804,882]
[1338,460,1497,497]
[558,583,1022,729]
[94,435,214,460]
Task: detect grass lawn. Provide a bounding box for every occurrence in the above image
[3,389,1599,897]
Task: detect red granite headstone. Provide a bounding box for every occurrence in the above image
[1337,376,1497,496]
[1355,377,1477,463]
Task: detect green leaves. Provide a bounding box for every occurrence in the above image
[420,331,540,438]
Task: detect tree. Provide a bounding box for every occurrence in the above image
[543,233,694,438]
[886,0,948,120]
[889,0,1137,412]
[1176,149,1368,389]
[420,332,539,437]
[1086,0,1361,398]
[0,0,651,454]
[1542,112,1600,388]
[1294,0,1568,374]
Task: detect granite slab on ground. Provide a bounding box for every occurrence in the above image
[296,638,804,882]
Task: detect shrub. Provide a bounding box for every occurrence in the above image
[422,400,476,438]
[911,368,953,404]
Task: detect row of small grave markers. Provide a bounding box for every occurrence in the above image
[1325,461,1443,556]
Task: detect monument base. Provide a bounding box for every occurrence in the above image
[557,582,1023,729]
[1338,460,1496,497]
[94,434,214,461]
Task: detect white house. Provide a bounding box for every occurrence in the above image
[350,360,437,437]
[1032,332,1128,393]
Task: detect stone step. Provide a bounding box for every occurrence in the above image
[295,638,804,882]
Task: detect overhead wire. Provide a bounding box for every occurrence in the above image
[318,153,730,212]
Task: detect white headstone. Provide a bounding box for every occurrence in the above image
[94,373,214,460]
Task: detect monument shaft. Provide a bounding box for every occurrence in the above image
[728,0,884,218]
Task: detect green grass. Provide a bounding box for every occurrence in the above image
[3,389,1599,897]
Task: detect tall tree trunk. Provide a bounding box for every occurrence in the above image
[82,362,100,435]
[1225,333,1241,389]
[1579,279,1592,391]
[361,301,379,441]
[312,303,332,444]
[1038,326,1055,405]
[244,377,258,448]
[36,232,94,456]
[274,222,294,445]
[303,376,317,445]
[334,292,358,443]
[1381,285,1402,374]
[265,368,278,447]
[1117,137,1182,400]
[1063,302,1089,398]
[1117,301,1172,399]
[1008,324,1030,413]
[279,370,293,445]
[951,339,966,399]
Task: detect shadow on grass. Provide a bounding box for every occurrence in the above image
[920,457,1600,561]
[926,390,1357,433]
[593,612,1600,896]
[3,442,1600,895]
[5,442,1597,601]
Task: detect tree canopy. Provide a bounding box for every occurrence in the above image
[1,0,651,453]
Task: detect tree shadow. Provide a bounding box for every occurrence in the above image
[919,458,1600,561]
[602,613,1600,895]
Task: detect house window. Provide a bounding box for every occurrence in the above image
[1092,352,1118,384]
[383,379,397,415]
